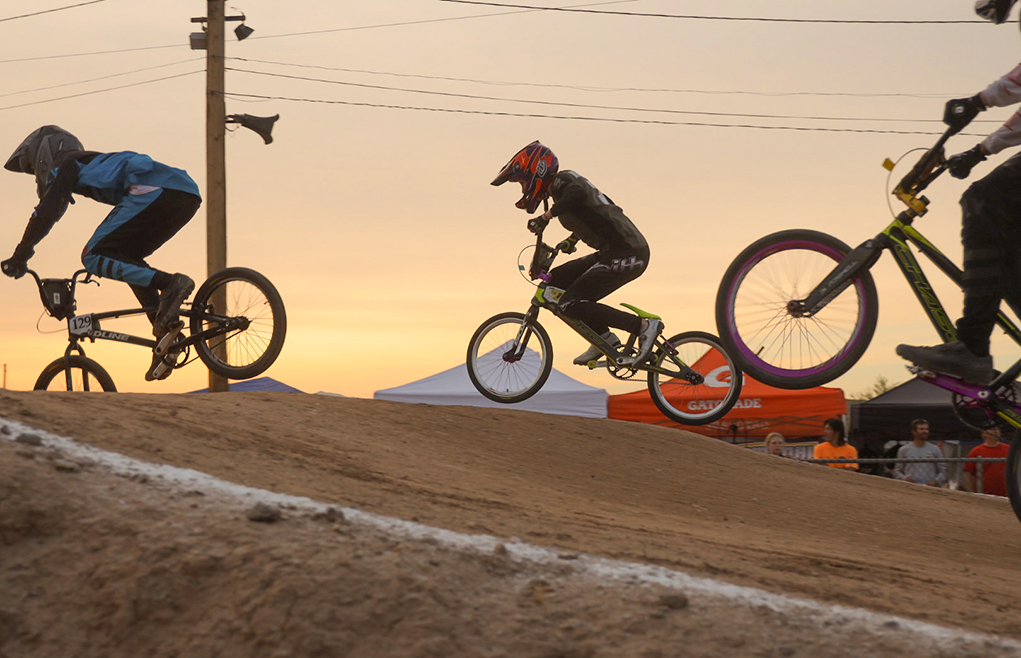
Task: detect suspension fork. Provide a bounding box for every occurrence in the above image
[798,233,887,315]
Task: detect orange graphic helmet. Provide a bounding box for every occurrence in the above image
[491,141,558,214]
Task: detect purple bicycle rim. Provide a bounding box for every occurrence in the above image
[725,239,871,379]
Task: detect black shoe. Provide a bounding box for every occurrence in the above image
[895,340,994,385]
[154,274,194,335]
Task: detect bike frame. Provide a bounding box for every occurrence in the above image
[800,214,1021,349]
[32,269,239,379]
[796,124,1021,427]
[516,226,698,382]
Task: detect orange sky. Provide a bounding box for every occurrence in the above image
[0,0,1018,400]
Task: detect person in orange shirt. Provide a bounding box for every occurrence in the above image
[963,426,1010,496]
[813,417,859,470]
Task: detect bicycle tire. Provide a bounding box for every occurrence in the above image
[189,267,287,380]
[34,355,117,392]
[1008,435,1021,525]
[647,331,742,425]
[466,312,553,403]
[716,229,879,389]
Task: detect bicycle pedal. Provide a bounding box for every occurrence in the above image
[154,321,185,357]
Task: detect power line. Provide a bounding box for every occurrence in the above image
[0,0,637,63]
[0,58,203,100]
[225,66,999,125]
[250,0,638,41]
[229,56,960,100]
[0,70,202,112]
[222,91,984,136]
[0,0,108,23]
[439,1,985,24]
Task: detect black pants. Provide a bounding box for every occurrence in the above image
[84,189,201,322]
[956,150,1021,356]
[548,247,650,335]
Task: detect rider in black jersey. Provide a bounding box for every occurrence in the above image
[492,141,662,365]
[897,0,1021,385]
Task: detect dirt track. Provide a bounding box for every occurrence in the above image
[2,390,1020,657]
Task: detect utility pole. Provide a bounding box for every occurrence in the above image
[191,4,273,393]
[205,0,229,392]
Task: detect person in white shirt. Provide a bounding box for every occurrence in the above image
[898,0,1021,385]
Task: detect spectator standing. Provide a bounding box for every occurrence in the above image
[765,432,788,457]
[963,426,1010,496]
[813,418,859,470]
[893,419,947,487]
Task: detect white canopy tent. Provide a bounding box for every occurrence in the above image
[373,355,608,418]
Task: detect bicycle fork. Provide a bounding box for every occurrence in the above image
[501,306,543,363]
[798,236,884,316]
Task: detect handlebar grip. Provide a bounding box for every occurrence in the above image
[527,216,549,233]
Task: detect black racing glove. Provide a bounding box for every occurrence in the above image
[527,215,549,234]
[556,236,579,254]
[1,244,32,279]
[947,145,987,179]
[943,95,986,132]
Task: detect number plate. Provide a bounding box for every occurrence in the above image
[68,314,94,336]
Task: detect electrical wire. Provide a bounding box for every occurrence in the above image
[221,90,985,136]
[438,0,986,24]
[225,66,1000,125]
[228,57,962,99]
[0,58,203,100]
[0,0,637,62]
[0,70,202,112]
[0,0,107,23]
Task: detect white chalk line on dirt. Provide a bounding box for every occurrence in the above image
[4,417,1019,654]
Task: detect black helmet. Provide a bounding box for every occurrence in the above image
[975,0,1018,23]
[5,125,83,198]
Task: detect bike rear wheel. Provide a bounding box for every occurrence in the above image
[467,312,553,403]
[34,355,117,392]
[189,267,287,380]
[647,331,742,425]
[1009,435,1021,524]
[716,229,879,389]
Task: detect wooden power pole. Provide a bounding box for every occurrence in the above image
[205,0,229,392]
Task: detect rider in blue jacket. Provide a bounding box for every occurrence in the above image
[1,125,202,381]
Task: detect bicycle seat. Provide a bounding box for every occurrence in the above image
[619,302,661,320]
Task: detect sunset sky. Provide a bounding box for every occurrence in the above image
[1,0,1019,402]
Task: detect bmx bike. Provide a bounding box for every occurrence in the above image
[20,266,286,391]
[714,123,1021,521]
[466,218,742,426]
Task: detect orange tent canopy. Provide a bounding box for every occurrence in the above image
[607,349,846,440]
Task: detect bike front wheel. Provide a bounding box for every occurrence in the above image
[466,312,553,403]
[647,331,742,425]
[189,267,287,380]
[34,355,117,392]
[716,229,879,389]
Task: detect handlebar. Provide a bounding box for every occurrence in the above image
[22,267,93,287]
[526,221,562,281]
[890,124,958,216]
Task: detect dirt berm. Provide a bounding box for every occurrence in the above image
[1,390,1019,657]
